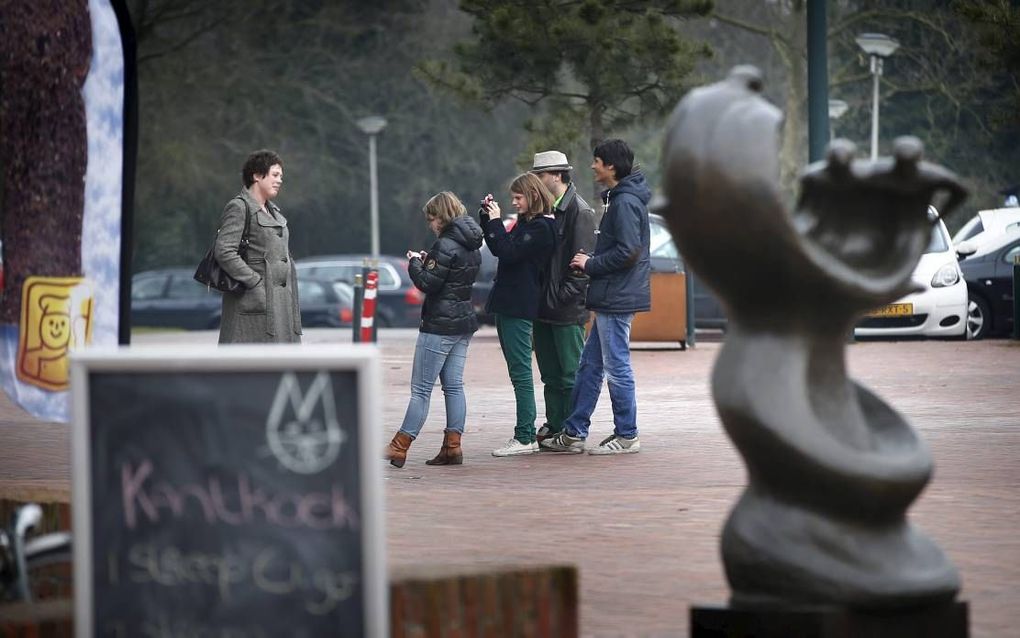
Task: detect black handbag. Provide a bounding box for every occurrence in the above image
[194,196,252,293]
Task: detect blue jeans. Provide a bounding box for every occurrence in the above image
[398,332,472,438]
[562,312,637,439]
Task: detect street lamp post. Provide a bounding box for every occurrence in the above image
[855,33,899,161]
[356,115,387,259]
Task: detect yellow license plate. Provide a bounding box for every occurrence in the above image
[866,303,913,318]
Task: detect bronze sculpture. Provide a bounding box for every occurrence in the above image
[660,66,966,609]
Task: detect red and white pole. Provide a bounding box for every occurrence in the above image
[360,270,378,343]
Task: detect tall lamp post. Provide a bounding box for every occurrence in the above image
[855,33,899,161]
[356,115,387,259]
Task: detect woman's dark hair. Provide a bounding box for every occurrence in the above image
[242,149,283,187]
[593,139,633,180]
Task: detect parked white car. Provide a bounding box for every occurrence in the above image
[952,207,1020,252]
[855,211,967,339]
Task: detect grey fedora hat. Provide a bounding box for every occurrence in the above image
[531,150,573,173]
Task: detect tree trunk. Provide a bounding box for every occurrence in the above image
[0,0,91,323]
[782,54,807,199]
[780,14,808,200]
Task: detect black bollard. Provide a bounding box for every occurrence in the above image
[352,273,363,343]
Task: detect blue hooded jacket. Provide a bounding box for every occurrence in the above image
[583,171,652,313]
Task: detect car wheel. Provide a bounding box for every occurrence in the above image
[966,296,990,340]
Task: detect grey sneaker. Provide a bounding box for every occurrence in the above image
[540,431,586,453]
[588,434,640,455]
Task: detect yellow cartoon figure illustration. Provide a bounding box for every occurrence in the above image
[17,277,94,391]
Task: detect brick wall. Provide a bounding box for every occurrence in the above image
[390,564,578,638]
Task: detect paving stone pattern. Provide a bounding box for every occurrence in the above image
[1,329,1017,637]
[379,331,1020,638]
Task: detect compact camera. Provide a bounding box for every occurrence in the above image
[477,193,495,217]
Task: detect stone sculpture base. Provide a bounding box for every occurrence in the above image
[690,601,968,638]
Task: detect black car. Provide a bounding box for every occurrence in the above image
[296,254,422,328]
[132,268,355,330]
[470,213,727,330]
[131,268,222,330]
[296,277,355,328]
[958,232,1020,338]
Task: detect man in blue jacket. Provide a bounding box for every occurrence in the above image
[541,139,651,455]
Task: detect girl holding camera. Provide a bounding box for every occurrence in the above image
[481,173,557,457]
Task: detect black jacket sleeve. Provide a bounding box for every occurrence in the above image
[408,239,452,294]
[483,217,554,265]
[556,207,598,305]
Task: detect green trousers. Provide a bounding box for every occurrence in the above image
[533,321,585,434]
[495,314,536,444]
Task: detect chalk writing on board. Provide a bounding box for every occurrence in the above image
[120,460,361,531]
[85,367,371,636]
[118,543,359,614]
[106,613,272,638]
[266,371,346,474]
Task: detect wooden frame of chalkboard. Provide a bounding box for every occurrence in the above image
[70,345,386,638]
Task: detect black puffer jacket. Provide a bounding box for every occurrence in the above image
[408,215,484,335]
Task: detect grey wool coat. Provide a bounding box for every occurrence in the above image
[214,189,302,343]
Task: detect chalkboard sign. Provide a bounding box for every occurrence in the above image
[70,345,386,638]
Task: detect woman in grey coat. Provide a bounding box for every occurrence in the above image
[214,149,302,343]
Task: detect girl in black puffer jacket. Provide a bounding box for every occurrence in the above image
[384,192,483,468]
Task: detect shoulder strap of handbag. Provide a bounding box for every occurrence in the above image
[235,196,252,250]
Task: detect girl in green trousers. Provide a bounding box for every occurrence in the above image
[480,173,556,456]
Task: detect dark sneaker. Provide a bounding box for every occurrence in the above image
[536,424,559,443]
[588,434,640,455]
[539,431,585,453]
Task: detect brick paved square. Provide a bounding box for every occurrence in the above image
[379,329,1020,638]
[2,328,1017,637]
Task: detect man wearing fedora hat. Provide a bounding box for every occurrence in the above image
[530,150,600,443]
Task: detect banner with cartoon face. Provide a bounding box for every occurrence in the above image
[0,0,129,421]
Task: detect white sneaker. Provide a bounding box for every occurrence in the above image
[492,438,538,457]
[588,434,640,455]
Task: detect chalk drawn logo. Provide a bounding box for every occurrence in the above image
[266,372,346,474]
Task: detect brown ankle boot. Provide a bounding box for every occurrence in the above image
[425,431,463,466]
[385,432,413,468]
